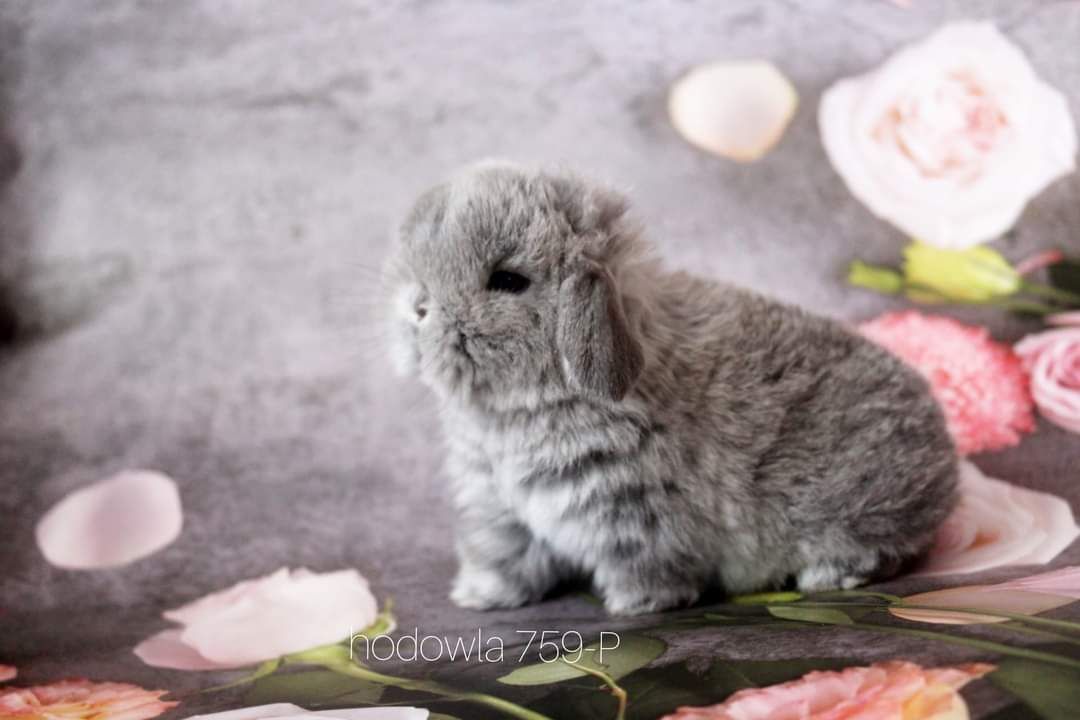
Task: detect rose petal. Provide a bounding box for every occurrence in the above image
[134,629,241,671]
[157,568,378,667]
[669,60,798,162]
[35,470,183,569]
[912,461,1079,577]
[164,567,293,627]
[996,566,1080,598]
[185,704,309,720]
[185,704,428,720]
[891,587,1075,624]
[305,710,428,720]
[0,666,15,683]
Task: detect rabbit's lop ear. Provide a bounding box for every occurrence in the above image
[557,259,644,401]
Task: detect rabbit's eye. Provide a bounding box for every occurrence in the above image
[487,270,531,294]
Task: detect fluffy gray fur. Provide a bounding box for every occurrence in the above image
[384,163,958,616]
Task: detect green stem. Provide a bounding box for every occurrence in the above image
[1021,279,1080,306]
[809,590,902,603]
[788,601,1080,636]
[706,611,1080,670]
[989,297,1060,315]
[842,620,1080,669]
[993,621,1080,647]
[561,659,627,720]
[315,659,553,720]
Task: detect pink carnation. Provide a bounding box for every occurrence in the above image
[859,311,1034,455]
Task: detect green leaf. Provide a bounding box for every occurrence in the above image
[246,669,383,706]
[990,659,1080,720]
[848,260,903,294]
[1048,258,1080,296]
[428,714,463,720]
[731,591,803,605]
[497,633,666,686]
[767,606,853,625]
[528,657,854,720]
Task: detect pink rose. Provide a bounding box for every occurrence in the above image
[1015,321,1080,434]
[660,661,993,720]
[135,568,378,670]
[912,461,1079,577]
[0,679,176,720]
[821,22,1076,249]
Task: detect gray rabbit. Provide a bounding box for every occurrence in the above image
[384,163,958,616]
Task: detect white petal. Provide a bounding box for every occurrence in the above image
[164,567,293,626]
[669,60,798,162]
[35,469,182,569]
[184,704,307,720]
[307,710,428,720]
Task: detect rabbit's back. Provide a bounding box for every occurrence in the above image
[628,273,958,589]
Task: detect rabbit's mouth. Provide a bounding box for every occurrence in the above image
[453,331,476,365]
[414,328,482,398]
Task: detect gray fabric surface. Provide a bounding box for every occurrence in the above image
[2,1,1079,718]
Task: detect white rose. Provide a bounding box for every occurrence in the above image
[820,22,1077,249]
[134,568,378,670]
[186,703,426,720]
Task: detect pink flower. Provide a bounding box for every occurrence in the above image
[912,461,1078,577]
[0,666,15,683]
[0,679,176,720]
[859,311,1034,455]
[892,566,1080,625]
[135,568,379,670]
[1015,321,1080,434]
[820,22,1076,249]
[660,661,993,720]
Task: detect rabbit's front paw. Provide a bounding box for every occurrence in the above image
[602,582,699,616]
[450,566,532,611]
